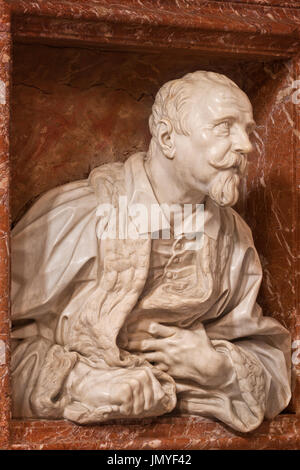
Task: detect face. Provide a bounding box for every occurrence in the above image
[172,84,255,206]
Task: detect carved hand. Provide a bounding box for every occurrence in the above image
[127,320,233,387]
[65,363,166,418]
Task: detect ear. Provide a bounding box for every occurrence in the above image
[157,119,176,159]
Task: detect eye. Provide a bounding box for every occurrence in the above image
[214,120,230,135]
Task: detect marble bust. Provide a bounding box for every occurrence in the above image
[11,71,291,432]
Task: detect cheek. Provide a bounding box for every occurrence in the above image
[207,138,232,160]
[193,130,231,159]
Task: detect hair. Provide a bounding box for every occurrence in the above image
[147,71,240,156]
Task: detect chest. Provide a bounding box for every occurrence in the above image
[133,232,233,322]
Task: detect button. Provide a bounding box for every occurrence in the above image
[173,257,180,263]
[165,271,173,279]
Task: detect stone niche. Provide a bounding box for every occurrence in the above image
[0,0,299,450]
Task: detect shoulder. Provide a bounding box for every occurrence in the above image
[88,161,126,203]
[12,177,98,236]
[12,160,126,236]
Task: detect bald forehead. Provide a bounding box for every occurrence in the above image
[211,85,251,109]
[199,81,251,108]
[190,82,253,123]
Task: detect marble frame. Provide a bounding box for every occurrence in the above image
[0,0,299,450]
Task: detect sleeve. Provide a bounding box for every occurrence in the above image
[11,179,100,418]
[177,212,291,432]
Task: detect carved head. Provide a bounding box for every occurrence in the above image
[148,71,255,207]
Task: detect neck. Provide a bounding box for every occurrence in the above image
[144,149,206,207]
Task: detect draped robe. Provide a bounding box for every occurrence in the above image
[11,152,291,432]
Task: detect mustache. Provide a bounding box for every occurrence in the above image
[209,152,247,175]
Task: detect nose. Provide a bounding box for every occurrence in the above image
[232,129,253,155]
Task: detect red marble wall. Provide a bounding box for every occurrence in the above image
[0,1,11,450]
[9,415,300,450]
[245,59,300,410]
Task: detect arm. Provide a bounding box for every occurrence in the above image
[11,179,99,419]
[202,214,291,431]
[12,336,173,423]
[11,177,176,422]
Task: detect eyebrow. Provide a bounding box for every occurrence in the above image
[213,114,256,130]
[212,113,238,124]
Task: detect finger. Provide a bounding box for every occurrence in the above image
[96,405,120,421]
[118,384,133,416]
[108,404,122,415]
[127,338,162,352]
[130,319,175,338]
[154,363,169,372]
[149,371,165,402]
[148,322,176,338]
[128,378,144,416]
[143,352,167,365]
[127,319,152,334]
[138,369,154,411]
[143,352,169,373]
[127,331,152,343]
